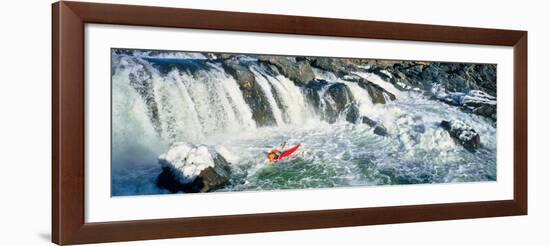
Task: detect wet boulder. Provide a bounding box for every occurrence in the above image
[441,120,481,151]
[462,90,497,120]
[327,83,354,111]
[156,143,234,193]
[344,103,361,123]
[322,83,354,123]
[357,80,396,104]
[361,116,388,136]
[222,59,276,126]
[257,56,314,86]
[304,79,330,117]
[309,57,365,77]
[472,104,497,121]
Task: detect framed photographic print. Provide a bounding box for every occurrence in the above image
[52,1,527,245]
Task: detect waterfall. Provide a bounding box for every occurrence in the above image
[250,64,312,125]
[112,53,403,150]
[112,55,259,150]
[249,66,286,125]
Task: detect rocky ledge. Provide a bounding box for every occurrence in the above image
[432,85,497,121]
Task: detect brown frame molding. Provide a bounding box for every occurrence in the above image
[52,1,527,245]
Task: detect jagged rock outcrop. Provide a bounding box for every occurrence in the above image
[257,55,315,85]
[222,59,276,126]
[309,57,363,77]
[432,85,497,121]
[309,58,397,105]
[357,80,396,104]
[303,79,329,112]
[364,60,497,97]
[344,103,361,123]
[303,80,355,123]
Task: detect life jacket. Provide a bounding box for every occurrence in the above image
[268,149,281,162]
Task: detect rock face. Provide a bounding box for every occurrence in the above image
[326,83,354,114]
[257,56,315,86]
[309,57,365,77]
[303,79,329,112]
[201,53,495,127]
[357,80,396,104]
[462,90,497,120]
[441,120,481,151]
[304,80,355,123]
[222,59,276,126]
[156,143,233,193]
[364,60,497,97]
[344,103,361,123]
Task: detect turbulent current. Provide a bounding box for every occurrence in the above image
[111,50,497,196]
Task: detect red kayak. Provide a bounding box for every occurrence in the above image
[275,144,301,162]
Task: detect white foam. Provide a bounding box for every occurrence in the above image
[159,143,215,181]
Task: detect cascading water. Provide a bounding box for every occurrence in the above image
[111,50,497,196]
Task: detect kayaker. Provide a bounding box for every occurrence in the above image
[267,149,281,162]
[267,142,287,162]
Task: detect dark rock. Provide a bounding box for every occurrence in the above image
[472,104,497,121]
[361,116,388,136]
[309,57,347,77]
[222,59,276,126]
[323,83,354,123]
[440,120,451,130]
[157,167,195,193]
[304,80,354,123]
[308,57,397,105]
[327,83,354,111]
[156,143,233,193]
[195,165,230,192]
[305,79,330,91]
[441,120,481,151]
[357,80,396,104]
[363,60,496,99]
[257,56,314,85]
[373,125,388,136]
[461,90,497,120]
[309,57,365,77]
[303,79,328,115]
[344,103,361,123]
[361,116,377,127]
[366,66,392,81]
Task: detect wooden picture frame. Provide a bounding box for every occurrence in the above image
[52,1,527,245]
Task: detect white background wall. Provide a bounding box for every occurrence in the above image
[0,0,547,245]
